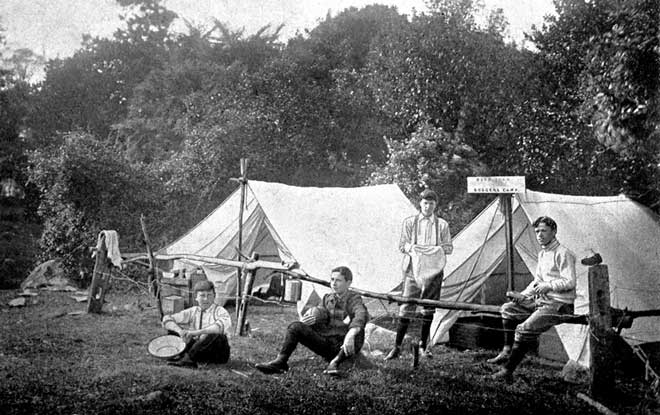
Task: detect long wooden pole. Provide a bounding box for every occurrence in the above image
[87,234,111,314]
[500,194,515,292]
[235,158,248,318]
[235,253,259,336]
[124,253,292,271]
[576,393,618,415]
[238,158,247,261]
[140,214,163,319]
[123,252,654,322]
[124,253,502,314]
[285,271,503,314]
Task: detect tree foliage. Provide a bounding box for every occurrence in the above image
[27,133,166,280]
[582,0,660,206]
[362,1,536,166]
[0,26,40,286]
[368,122,489,228]
[28,0,175,141]
[528,0,660,207]
[3,0,659,280]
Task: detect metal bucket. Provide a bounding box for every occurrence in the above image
[283,280,302,302]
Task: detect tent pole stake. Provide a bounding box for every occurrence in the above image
[87,234,112,314]
[140,214,163,319]
[230,158,249,319]
[235,253,259,336]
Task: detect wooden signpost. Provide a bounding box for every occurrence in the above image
[467,176,525,292]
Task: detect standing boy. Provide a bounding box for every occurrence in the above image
[385,189,453,360]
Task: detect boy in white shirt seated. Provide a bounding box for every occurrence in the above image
[162,280,232,368]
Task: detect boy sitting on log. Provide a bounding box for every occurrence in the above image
[487,216,577,381]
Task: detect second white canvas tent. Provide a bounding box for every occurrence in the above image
[159,180,417,312]
[430,189,660,367]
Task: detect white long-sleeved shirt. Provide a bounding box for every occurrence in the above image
[162,303,232,337]
[399,213,453,273]
[521,239,577,305]
[399,213,453,253]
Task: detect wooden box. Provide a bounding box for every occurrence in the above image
[449,316,503,351]
[162,295,184,315]
[189,272,208,294]
[160,277,191,306]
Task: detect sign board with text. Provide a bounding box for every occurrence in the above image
[467,176,526,194]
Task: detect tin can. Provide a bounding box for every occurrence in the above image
[284,280,302,302]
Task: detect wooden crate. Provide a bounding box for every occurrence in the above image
[160,277,192,307]
[189,272,207,293]
[162,295,184,315]
[449,316,503,351]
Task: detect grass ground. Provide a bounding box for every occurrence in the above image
[1,288,658,415]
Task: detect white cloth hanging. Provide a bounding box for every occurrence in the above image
[93,230,123,268]
[408,245,446,289]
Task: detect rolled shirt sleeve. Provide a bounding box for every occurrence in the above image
[211,304,233,336]
[346,292,369,332]
[439,220,453,254]
[162,307,194,328]
[399,217,414,253]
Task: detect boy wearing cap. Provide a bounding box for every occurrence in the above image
[255,266,368,376]
[162,280,232,368]
[385,188,453,361]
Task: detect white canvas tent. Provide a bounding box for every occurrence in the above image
[431,189,660,367]
[159,181,417,312]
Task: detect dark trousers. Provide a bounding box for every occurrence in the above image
[169,331,230,363]
[279,322,364,362]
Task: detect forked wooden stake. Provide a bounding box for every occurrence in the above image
[87,234,112,314]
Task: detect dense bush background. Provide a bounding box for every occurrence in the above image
[0,0,658,286]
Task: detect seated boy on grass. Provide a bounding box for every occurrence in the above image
[162,280,232,368]
[255,266,368,376]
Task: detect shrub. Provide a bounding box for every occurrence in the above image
[28,132,166,284]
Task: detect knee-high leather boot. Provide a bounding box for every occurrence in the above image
[491,341,530,382]
[487,319,517,364]
[385,318,410,360]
